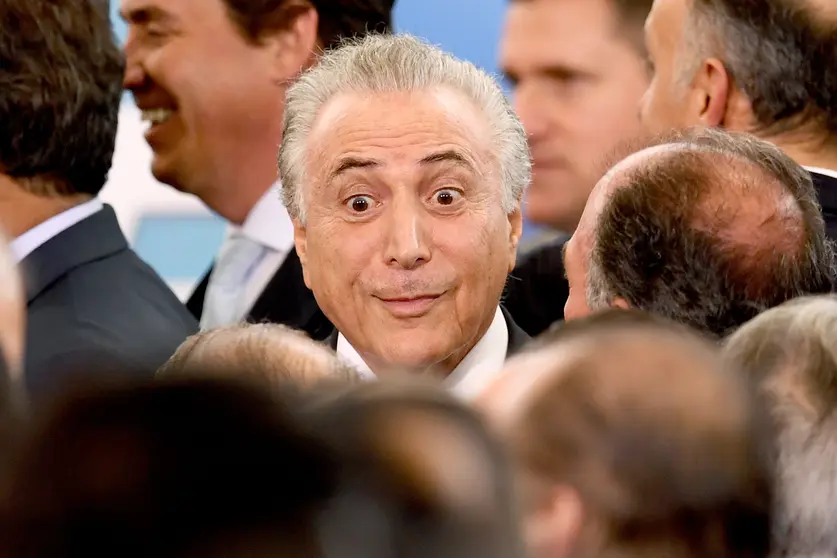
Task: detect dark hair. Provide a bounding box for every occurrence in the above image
[689,0,837,138]
[222,0,394,49]
[307,380,525,558]
[0,377,337,557]
[0,0,124,197]
[591,128,835,338]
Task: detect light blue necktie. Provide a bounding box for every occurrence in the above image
[200,233,268,330]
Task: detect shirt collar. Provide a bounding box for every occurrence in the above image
[805,166,837,181]
[336,306,509,400]
[11,198,104,263]
[232,183,295,253]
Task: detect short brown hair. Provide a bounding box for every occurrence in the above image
[0,0,124,196]
[222,0,394,49]
[158,323,360,388]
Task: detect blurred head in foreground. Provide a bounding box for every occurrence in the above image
[480,309,771,558]
[308,380,525,558]
[724,295,837,556]
[1,377,337,558]
[562,127,834,337]
[157,323,360,388]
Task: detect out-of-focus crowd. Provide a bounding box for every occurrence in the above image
[1,0,837,556]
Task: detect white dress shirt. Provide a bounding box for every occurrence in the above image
[11,198,104,263]
[336,306,509,399]
[805,166,837,180]
[201,184,295,328]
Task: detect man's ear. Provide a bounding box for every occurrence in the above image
[293,218,311,289]
[611,297,630,310]
[527,485,586,558]
[507,208,523,272]
[691,57,730,128]
[261,3,319,85]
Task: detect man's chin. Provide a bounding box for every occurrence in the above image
[150,156,188,193]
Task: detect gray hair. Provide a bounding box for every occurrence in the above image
[676,0,837,138]
[723,295,837,556]
[278,33,531,222]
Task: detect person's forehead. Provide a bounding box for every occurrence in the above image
[306,88,492,164]
[646,0,688,40]
[120,0,216,25]
[501,0,627,68]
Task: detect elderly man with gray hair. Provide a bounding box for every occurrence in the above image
[724,295,837,557]
[278,34,531,398]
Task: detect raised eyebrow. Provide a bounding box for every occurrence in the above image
[328,156,380,182]
[419,150,477,171]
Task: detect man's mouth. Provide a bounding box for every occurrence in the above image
[140,108,174,126]
[376,294,443,318]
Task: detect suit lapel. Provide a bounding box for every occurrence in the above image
[501,305,531,356]
[811,171,837,244]
[246,248,333,341]
[186,268,211,320]
[21,205,128,304]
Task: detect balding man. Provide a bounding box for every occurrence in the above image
[158,323,360,388]
[562,128,834,337]
[479,309,770,558]
[724,295,837,555]
[640,0,837,240]
[277,34,531,397]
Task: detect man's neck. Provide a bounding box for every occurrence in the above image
[0,177,92,239]
[761,131,837,173]
[198,149,280,226]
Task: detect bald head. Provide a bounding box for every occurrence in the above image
[158,323,360,389]
[480,309,771,558]
[563,128,835,337]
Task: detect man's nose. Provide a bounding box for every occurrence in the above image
[513,83,548,141]
[384,199,432,270]
[122,39,145,91]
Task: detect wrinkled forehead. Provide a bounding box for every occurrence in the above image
[304,87,495,170]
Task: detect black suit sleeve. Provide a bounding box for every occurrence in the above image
[502,238,569,337]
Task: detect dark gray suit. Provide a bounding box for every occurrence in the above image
[22,204,197,405]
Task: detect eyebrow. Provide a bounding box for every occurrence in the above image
[119,5,176,25]
[328,150,476,182]
[328,157,380,182]
[419,150,475,171]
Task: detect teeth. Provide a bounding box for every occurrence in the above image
[141,108,173,125]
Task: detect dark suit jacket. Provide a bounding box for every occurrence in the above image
[503,235,569,337]
[187,248,334,341]
[811,171,837,243]
[324,305,530,357]
[23,205,198,405]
